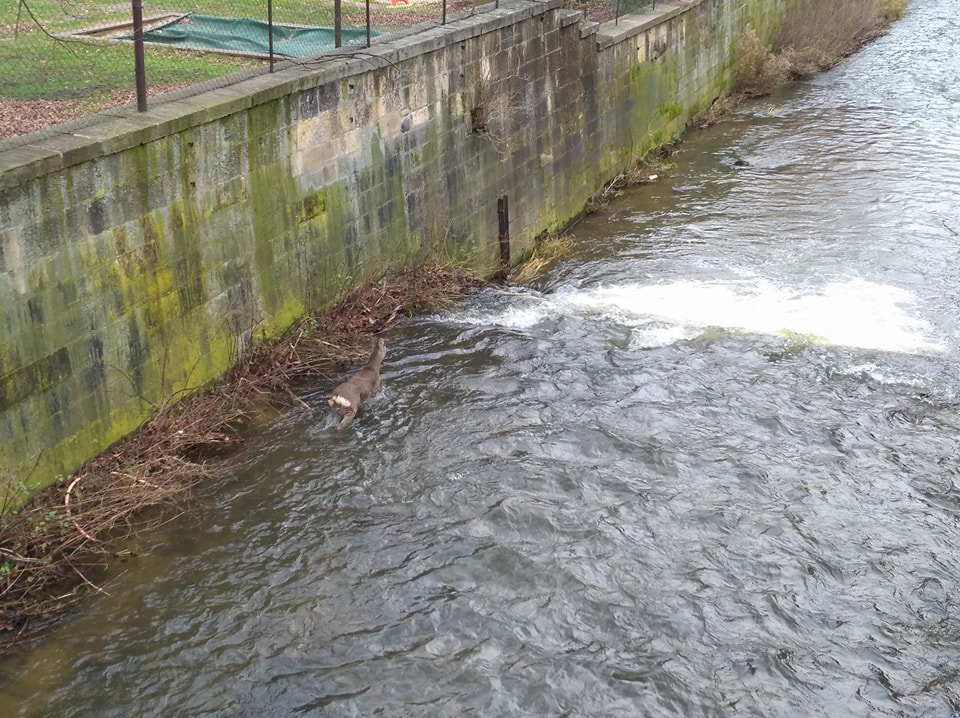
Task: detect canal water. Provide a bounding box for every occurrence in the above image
[3,1,960,715]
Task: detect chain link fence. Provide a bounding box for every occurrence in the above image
[1,0,657,143]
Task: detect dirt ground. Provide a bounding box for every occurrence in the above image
[0,88,187,142]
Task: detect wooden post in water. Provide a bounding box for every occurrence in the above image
[131,0,147,111]
[498,195,511,279]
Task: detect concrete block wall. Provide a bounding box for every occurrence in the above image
[0,0,788,494]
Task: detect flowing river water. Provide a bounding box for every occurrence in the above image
[4,1,960,715]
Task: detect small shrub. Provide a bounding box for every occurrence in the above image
[877,0,910,21]
[733,25,788,99]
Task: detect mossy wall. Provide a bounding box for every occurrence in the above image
[0,0,789,495]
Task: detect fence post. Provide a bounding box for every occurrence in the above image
[14,0,24,39]
[366,0,371,47]
[443,0,448,24]
[268,0,275,71]
[335,0,342,48]
[131,0,147,111]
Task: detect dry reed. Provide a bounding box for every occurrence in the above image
[512,233,577,285]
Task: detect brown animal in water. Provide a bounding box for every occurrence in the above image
[327,338,387,429]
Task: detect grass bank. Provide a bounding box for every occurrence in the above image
[0,262,486,652]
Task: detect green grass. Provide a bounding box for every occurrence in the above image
[1,0,450,101]
[0,33,261,100]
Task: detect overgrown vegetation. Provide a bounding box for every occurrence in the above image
[0,262,486,652]
[774,0,910,80]
[700,0,910,126]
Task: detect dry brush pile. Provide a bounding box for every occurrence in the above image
[0,262,486,651]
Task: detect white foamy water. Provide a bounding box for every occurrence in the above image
[458,277,943,354]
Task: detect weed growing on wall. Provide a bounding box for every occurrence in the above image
[511,232,577,286]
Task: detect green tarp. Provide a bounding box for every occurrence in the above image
[121,13,374,58]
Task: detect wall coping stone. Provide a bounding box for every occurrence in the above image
[595,1,699,49]
[558,9,584,27]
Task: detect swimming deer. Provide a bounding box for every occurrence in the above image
[327,337,386,429]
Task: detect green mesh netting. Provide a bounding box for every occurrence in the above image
[121,13,375,58]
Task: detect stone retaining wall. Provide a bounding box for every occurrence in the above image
[0,0,786,493]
